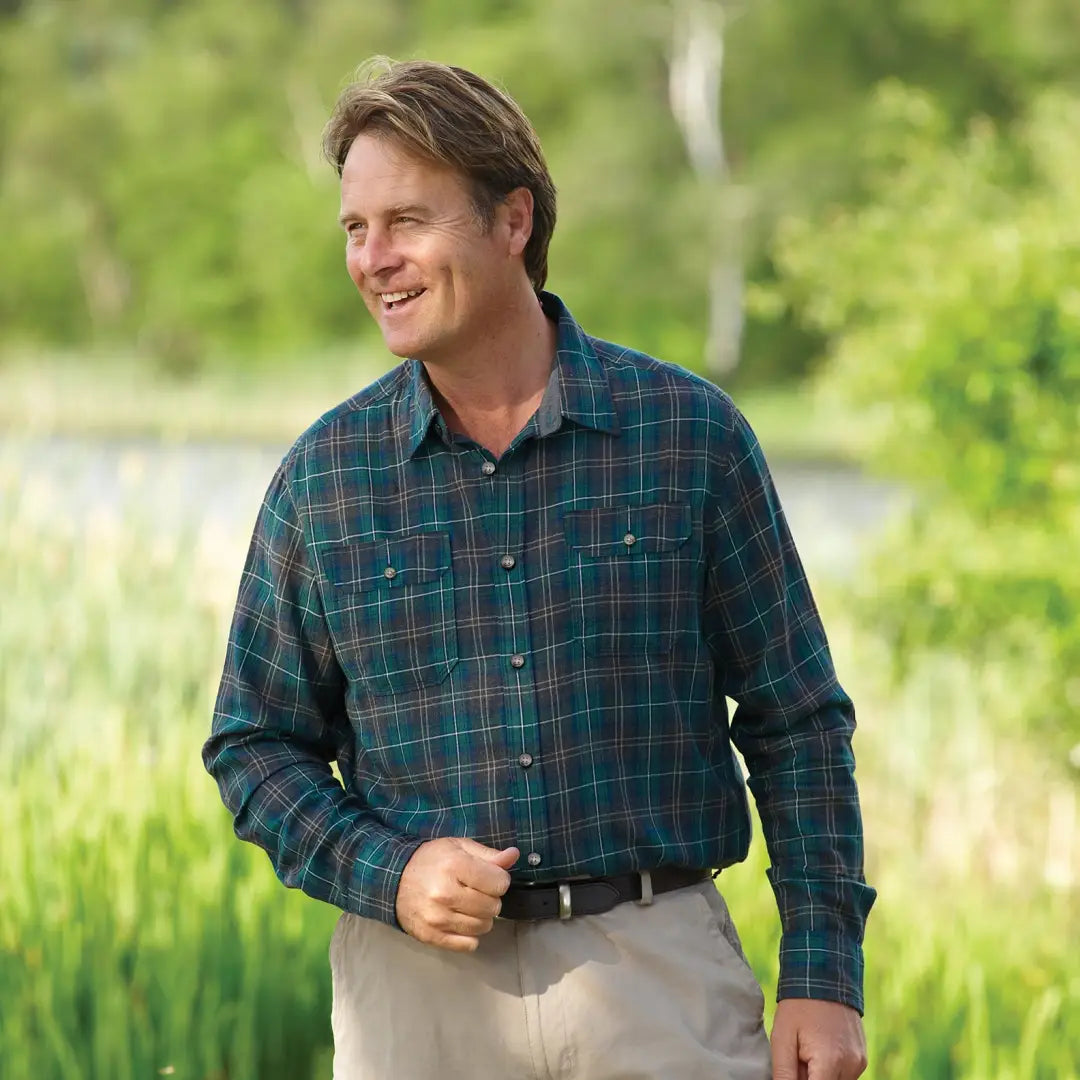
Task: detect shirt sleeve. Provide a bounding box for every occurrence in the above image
[202,464,423,925]
[702,404,876,1014]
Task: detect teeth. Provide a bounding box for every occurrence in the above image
[382,289,422,304]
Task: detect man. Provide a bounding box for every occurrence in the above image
[203,58,875,1079]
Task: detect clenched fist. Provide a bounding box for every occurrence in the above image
[395,838,520,952]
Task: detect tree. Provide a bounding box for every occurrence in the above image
[764,83,1080,754]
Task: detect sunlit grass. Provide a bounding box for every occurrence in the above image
[1,472,1076,1078]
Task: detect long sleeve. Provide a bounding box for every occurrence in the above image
[702,407,876,1014]
[202,465,423,925]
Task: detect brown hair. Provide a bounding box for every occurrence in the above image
[323,58,557,293]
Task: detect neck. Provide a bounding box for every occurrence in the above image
[421,288,558,457]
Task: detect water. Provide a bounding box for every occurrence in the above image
[2,436,905,580]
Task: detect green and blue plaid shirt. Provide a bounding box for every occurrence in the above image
[204,292,875,1012]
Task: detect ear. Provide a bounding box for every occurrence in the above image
[500,187,534,258]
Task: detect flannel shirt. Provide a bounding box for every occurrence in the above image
[203,292,875,1012]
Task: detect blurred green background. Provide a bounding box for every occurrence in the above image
[1,1,1078,1077]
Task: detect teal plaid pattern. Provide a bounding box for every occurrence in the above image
[204,293,875,1012]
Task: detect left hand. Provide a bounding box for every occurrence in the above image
[770,998,867,1080]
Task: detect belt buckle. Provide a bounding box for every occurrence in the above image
[636,869,654,906]
[558,882,572,920]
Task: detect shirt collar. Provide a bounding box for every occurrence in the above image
[540,291,620,438]
[401,290,619,459]
[404,360,442,457]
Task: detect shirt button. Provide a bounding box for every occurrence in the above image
[510,654,525,669]
[527,852,542,867]
[518,752,534,768]
[500,554,517,570]
[383,566,397,580]
[623,532,636,547]
[481,460,496,476]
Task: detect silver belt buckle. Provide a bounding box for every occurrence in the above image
[636,869,654,906]
[558,882,573,920]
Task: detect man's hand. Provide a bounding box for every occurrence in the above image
[395,838,519,952]
[771,998,868,1080]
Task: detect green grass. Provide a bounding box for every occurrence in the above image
[1,474,1077,1078]
[0,351,866,464]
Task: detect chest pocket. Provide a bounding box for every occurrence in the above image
[563,503,693,656]
[320,531,457,695]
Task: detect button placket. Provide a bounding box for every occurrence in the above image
[490,450,548,881]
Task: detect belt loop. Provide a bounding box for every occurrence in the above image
[636,870,654,906]
[558,882,573,920]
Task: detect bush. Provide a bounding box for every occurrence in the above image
[762,83,1080,756]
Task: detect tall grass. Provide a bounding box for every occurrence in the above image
[0,469,1076,1078]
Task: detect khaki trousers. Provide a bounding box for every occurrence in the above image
[329,878,772,1079]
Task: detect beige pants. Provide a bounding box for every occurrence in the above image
[330,878,771,1079]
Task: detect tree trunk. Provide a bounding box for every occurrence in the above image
[669,0,745,378]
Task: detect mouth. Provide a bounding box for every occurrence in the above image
[378,288,425,312]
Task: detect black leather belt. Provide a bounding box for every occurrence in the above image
[499,866,710,921]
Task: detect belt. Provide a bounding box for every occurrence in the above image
[499,866,711,921]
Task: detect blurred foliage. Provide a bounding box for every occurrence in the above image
[762,83,1080,752]
[2,473,1076,1076]
[3,0,1080,378]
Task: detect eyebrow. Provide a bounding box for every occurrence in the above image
[338,203,427,227]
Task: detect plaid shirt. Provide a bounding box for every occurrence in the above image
[204,292,875,1012]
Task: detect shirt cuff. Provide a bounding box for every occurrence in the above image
[776,929,867,1015]
[347,832,427,929]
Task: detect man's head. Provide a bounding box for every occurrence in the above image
[323,58,556,295]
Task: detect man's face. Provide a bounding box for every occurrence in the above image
[339,133,523,363]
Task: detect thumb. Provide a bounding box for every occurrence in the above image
[490,845,520,870]
[770,1010,800,1080]
[458,839,520,869]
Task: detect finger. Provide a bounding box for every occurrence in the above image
[427,931,484,954]
[403,906,491,950]
[839,1055,867,1080]
[456,852,516,897]
[807,1048,843,1080]
[457,839,519,869]
[450,884,503,921]
[429,907,495,938]
[489,845,520,870]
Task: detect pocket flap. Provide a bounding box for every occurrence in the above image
[563,503,692,556]
[320,532,452,592]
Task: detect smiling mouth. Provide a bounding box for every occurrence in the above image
[380,289,425,311]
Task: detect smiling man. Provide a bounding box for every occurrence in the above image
[203,58,875,1080]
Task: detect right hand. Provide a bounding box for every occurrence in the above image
[395,837,519,952]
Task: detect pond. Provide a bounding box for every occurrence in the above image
[2,436,906,581]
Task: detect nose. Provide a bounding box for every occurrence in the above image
[354,224,403,281]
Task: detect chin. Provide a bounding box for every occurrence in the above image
[376,325,420,358]
[382,338,415,359]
